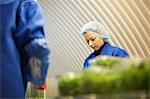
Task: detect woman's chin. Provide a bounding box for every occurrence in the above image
[93,48,98,51]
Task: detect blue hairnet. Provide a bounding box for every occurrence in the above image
[80,21,110,41]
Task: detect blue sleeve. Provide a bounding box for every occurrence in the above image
[83,53,95,70]
[25,38,50,86]
[14,0,50,86]
[83,58,90,69]
[114,48,129,58]
[15,0,45,47]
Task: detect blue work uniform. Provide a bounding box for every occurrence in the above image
[0,0,49,98]
[84,42,128,69]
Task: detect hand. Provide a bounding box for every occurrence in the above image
[33,80,47,90]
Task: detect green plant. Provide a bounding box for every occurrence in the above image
[93,58,120,68]
[58,59,150,96]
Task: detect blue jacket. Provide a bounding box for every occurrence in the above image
[0,0,49,98]
[84,42,128,69]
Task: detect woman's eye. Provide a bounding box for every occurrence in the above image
[91,39,95,41]
[87,40,89,44]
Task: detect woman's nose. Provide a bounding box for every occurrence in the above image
[89,41,94,47]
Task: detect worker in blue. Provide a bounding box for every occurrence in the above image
[80,21,128,69]
[0,0,50,98]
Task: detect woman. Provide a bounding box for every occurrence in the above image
[80,21,128,69]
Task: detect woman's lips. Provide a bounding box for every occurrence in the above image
[91,46,96,49]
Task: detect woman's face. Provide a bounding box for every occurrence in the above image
[84,32,104,51]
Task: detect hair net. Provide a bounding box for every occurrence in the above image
[80,21,110,41]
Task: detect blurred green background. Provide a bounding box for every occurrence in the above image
[58,57,150,99]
